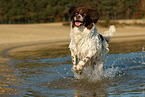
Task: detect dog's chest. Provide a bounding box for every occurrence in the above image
[71,27,91,44]
[70,26,100,58]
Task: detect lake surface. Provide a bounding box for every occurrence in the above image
[0,40,145,97]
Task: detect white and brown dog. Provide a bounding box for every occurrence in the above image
[69,7,116,75]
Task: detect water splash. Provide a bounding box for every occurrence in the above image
[140,46,145,64]
[72,65,119,83]
[142,45,145,52]
[71,50,145,82]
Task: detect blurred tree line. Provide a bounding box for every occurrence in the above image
[0,0,144,24]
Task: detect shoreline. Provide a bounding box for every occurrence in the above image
[0,23,145,61]
[0,40,70,61]
[1,38,144,63]
[6,39,145,60]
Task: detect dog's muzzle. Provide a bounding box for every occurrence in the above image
[74,14,84,26]
[74,20,84,26]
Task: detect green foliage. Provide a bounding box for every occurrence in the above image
[105,16,110,27]
[0,0,142,24]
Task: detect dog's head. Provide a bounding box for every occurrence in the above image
[69,7,99,29]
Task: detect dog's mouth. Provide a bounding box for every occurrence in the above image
[74,20,84,26]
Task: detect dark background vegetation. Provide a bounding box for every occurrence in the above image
[0,0,145,24]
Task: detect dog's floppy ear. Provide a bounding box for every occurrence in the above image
[69,7,77,14]
[88,9,99,23]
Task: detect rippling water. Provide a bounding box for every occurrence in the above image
[0,41,145,96]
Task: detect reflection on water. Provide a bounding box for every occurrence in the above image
[0,40,145,96]
[0,61,21,95]
[109,40,145,53]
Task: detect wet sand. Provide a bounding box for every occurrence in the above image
[0,23,145,61]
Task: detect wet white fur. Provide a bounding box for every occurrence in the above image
[69,23,111,72]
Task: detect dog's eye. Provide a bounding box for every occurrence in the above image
[83,13,86,16]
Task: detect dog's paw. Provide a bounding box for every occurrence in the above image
[73,65,83,75]
[76,65,83,70]
[73,61,85,75]
[73,65,77,71]
[73,68,82,75]
[76,61,85,70]
[73,69,82,75]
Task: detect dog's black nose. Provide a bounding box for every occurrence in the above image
[76,15,81,20]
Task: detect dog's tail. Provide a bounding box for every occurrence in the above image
[101,25,116,42]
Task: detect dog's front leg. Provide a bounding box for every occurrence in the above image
[70,51,77,71]
[72,55,77,71]
[76,56,91,71]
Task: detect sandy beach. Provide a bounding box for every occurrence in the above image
[0,23,69,61]
[0,23,145,61]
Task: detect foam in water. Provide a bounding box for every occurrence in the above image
[72,65,119,82]
[141,45,145,64]
[142,45,145,52]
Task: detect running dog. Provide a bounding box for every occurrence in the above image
[69,7,116,75]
